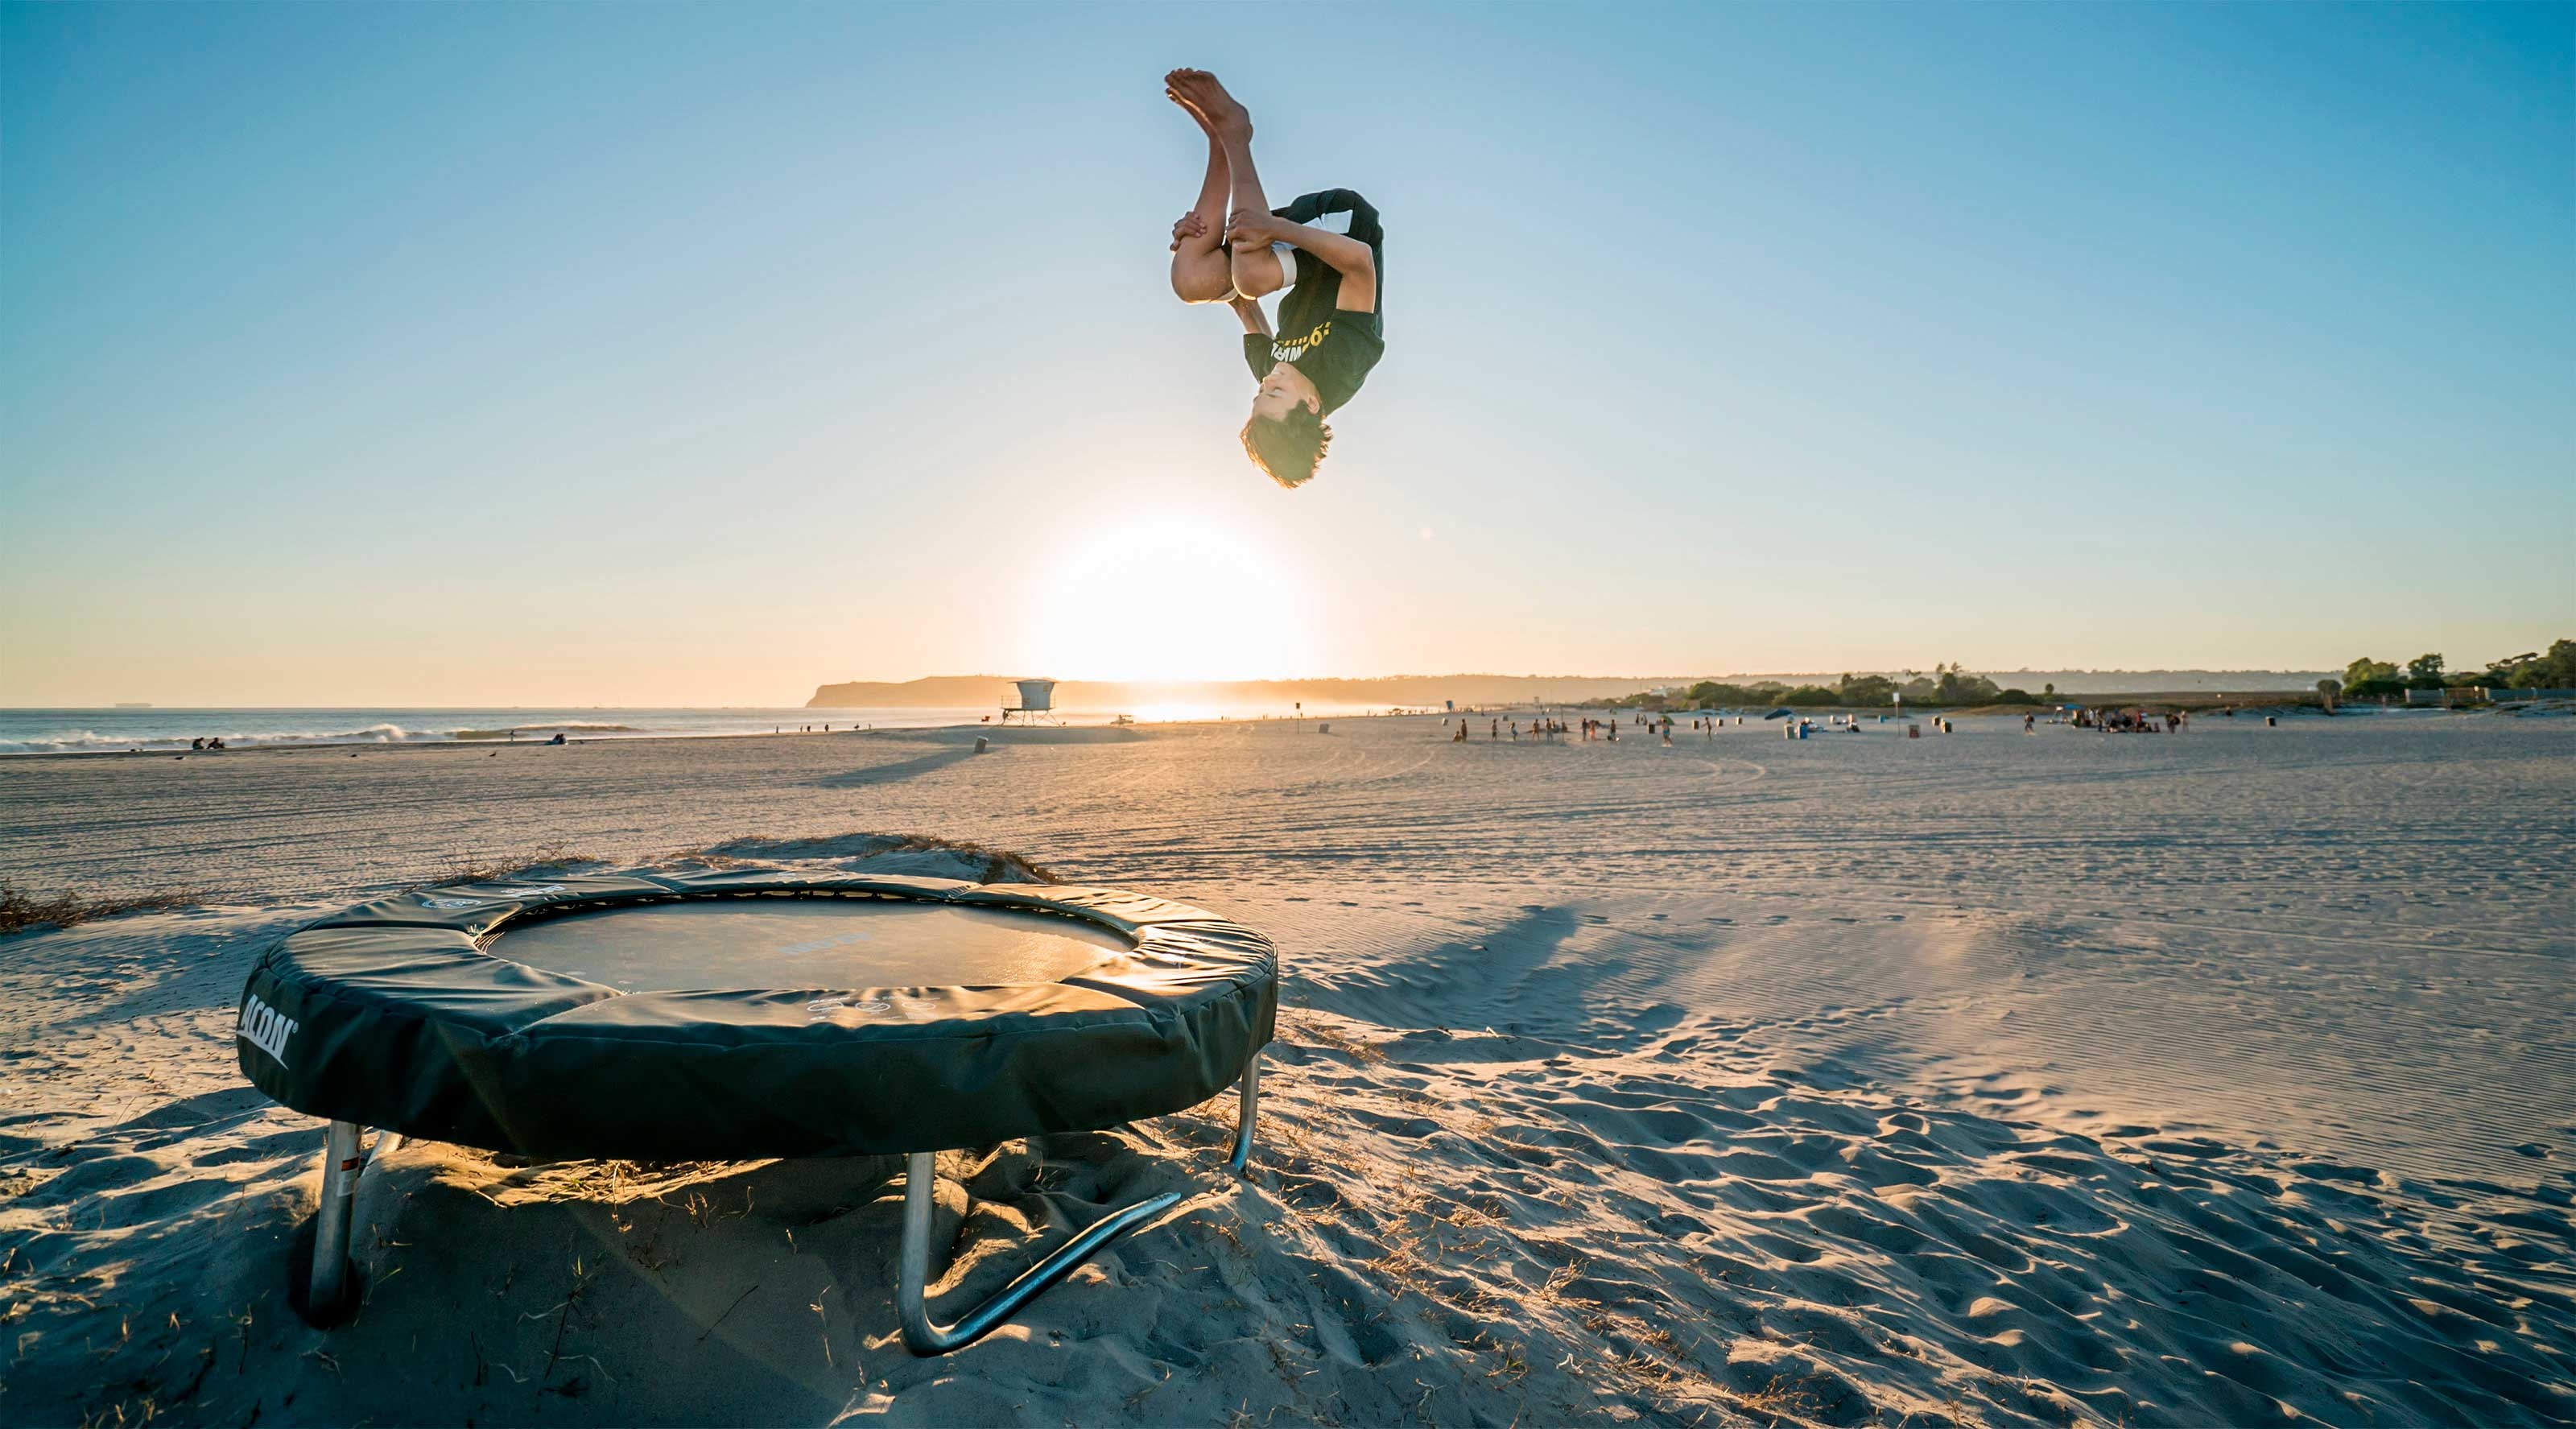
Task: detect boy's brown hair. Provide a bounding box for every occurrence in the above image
[1240,406,1332,489]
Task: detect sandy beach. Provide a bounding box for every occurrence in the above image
[3,712,2570,1426]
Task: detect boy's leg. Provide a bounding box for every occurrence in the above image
[1166,69,1284,299]
[1168,128,1233,304]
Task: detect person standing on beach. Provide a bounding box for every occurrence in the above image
[1164,69,1385,489]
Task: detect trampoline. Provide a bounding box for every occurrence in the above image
[234,866,1276,1353]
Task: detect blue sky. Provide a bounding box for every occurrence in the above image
[4,3,2569,704]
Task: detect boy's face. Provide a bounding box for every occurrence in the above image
[1250,373,1317,423]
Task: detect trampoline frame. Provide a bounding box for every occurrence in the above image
[303,1055,1257,1359]
[303,1051,1260,1356]
[258,869,1267,1348]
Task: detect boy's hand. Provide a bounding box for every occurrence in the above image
[1170,212,1208,252]
[1224,208,1279,247]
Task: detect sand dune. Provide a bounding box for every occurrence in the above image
[2,715,2570,1425]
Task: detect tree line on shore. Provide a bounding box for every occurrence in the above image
[2322,639,2574,700]
[1613,664,2049,712]
[1607,639,2574,714]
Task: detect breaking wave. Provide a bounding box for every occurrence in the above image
[2,724,449,755]
[0,721,664,755]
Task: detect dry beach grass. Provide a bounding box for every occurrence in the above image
[0,884,204,939]
[0,712,2570,1425]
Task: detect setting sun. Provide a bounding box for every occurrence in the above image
[1027,514,1319,682]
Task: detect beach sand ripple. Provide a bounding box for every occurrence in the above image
[2,716,2570,1424]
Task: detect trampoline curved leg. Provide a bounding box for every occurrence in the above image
[898,1150,1184,1356]
[308,1120,365,1318]
[896,1051,1264,1356]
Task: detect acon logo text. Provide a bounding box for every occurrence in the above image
[237,994,298,1068]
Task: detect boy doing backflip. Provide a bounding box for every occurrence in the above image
[1165,69,1384,489]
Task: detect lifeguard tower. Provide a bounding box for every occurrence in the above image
[1001,678,1059,725]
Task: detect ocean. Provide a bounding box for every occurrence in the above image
[0,698,1388,755]
[0,707,1034,755]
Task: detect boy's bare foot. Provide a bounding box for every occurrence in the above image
[1165,76,1220,137]
[1164,68,1251,142]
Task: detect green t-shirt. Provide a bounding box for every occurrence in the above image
[1241,189,1384,415]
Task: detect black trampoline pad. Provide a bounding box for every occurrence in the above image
[234,868,1278,1159]
[489,900,1124,993]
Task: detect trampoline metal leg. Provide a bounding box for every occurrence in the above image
[1228,1049,1261,1176]
[896,1051,1264,1356]
[898,1150,1185,1355]
[308,1119,364,1316]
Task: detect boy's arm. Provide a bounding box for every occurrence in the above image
[1226,210,1376,312]
[1231,295,1272,337]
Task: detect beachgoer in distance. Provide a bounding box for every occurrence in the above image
[1165,69,1385,489]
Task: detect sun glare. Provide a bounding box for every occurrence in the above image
[1031,515,1319,682]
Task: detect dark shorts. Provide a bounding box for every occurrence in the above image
[1274,188,1384,247]
[1258,189,1383,317]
